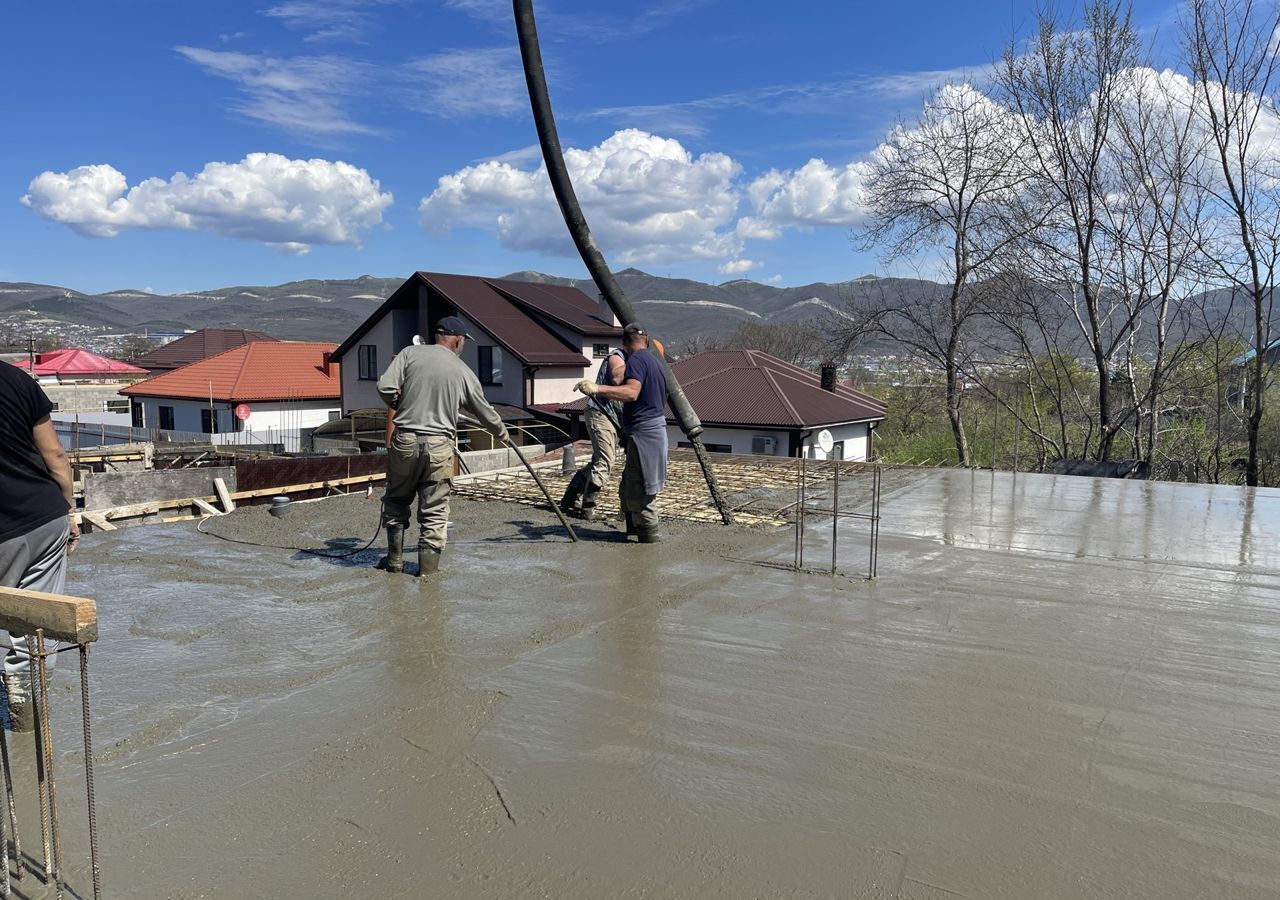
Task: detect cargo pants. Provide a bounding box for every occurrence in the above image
[0,515,68,677]
[619,439,660,532]
[584,407,619,489]
[383,431,455,552]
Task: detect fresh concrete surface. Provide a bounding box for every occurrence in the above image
[21,468,1280,898]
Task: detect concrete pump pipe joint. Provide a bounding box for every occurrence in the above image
[513,0,734,524]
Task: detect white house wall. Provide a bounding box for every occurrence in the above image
[453,312,525,407]
[665,421,875,461]
[132,397,338,447]
[531,367,590,406]
[339,309,414,412]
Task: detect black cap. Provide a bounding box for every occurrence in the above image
[623,323,648,337]
[435,315,474,339]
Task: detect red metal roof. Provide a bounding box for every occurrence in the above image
[487,279,620,337]
[419,273,590,366]
[557,350,887,428]
[121,342,339,402]
[14,348,146,377]
[132,329,279,371]
[671,350,886,427]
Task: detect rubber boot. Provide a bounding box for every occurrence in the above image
[418,543,442,577]
[624,512,636,538]
[579,483,601,521]
[636,526,662,544]
[560,470,588,515]
[2,674,32,734]
[379,525,404,573]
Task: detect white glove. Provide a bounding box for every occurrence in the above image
[574,379,599,396]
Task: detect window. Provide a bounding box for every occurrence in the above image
[158,406,175,430]
[358,345,378,380]
[201,408,219,434]
[678,441,732,454]
[593,343,610,358]
[478,346,502,386]
[131,402,144,429]
[104,398,129,413]
[832,441,845,460]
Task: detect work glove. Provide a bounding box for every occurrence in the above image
[495,425,511,445]
[574,379,599,396]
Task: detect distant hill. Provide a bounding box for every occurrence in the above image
[0,270,915,344]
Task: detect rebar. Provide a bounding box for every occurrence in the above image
[0,715,22,884]
[34,632,63,899]
[831,457,840,576]
[28,642,51,882]
[79,645,101,900]
[0,738,8,898]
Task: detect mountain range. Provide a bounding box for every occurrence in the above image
[0,269,927,345]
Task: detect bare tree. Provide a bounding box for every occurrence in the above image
[995,0,1146,461]
[835,84,1032,465]
[1181,0,1280,486]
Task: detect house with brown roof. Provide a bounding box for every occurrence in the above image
[132,328,279,374]
[563,350,887,461]
[120,342,339,450]
[332,273,622,419]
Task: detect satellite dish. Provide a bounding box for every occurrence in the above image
[817,429,835,454]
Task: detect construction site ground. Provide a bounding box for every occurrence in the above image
[23,467,1280,898]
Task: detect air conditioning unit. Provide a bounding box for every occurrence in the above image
[751,435,777,455]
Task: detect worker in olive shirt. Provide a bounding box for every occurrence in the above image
[574,324,668,543]
[0,361,78,731]
[377,316,508,576]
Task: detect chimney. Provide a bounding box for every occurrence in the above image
[820,361,837,392]
[598,290,620,327]
[322,351,333,377]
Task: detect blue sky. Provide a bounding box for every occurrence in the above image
[1,0,1181,294]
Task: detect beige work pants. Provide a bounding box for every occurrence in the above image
[584,407,619,488]
[383,431,455,551]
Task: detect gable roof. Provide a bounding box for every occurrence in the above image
[670,350,886,428]
[333,272,606,366]
[132,328,279,371]
[14,348,146,377]
[121,342,339,403]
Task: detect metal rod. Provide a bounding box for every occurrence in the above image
[511,0,734,525]
[34,633,62,898]
[793,453,801,570]
[504,439,579,542]
[0,733,8,898]
[0,713,22,884]
[798,451,807,570]
[28,641,51,882]
[79,645,101,900]
[831,457,839,576]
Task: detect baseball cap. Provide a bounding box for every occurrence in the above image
[622,323,648,337]
[435,315,474,338]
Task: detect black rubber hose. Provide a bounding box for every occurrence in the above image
[512,0,735,525]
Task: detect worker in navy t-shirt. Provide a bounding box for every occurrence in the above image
[574,323,668,542]
[0,361,77,731]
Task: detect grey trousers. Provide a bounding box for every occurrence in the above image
[0,515,69,675]
[382,431,455,551]
[619,440,660,531]
[584,408,619,488]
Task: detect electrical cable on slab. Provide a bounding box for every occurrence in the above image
[196,510,384,558]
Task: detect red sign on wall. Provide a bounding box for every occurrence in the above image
[234,404,252,421]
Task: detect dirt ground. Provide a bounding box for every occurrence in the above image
[14,467,1280,898]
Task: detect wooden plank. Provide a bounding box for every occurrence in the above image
[214,477,236,513]
[0,587,98,644]
[81,511,117,532]
[192,498,221,517]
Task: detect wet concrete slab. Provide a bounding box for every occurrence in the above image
[21,468,1280,898]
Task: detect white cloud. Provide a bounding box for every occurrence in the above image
[718,259,761,275]
[176,46,378,138]
[419,129,745,265]
[741,158,872,235]
[404,47,527,118]
[22,153,393,253]
[262,0,391,42]
[765,274,783,284]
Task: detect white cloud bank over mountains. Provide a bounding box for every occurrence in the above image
[21,152,393,255]
[417,127,873,266]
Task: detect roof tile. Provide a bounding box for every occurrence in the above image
[122,342,339,402]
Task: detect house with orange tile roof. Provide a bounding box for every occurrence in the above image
[120,342,340,449]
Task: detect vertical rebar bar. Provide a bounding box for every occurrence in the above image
[0,738,8,898]
[798,451,807,570]
[78,646,101,900]
[28,641,51,882]
[0,719,21,884]
[34,633,62,899]
[831,459,839,576]
[793,453,801,570]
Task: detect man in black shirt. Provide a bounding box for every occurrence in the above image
[0,361,77,730]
